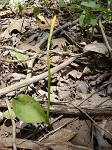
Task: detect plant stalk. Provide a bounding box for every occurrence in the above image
[46,15,56,125]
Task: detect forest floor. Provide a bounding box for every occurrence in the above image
[0,0,112,150]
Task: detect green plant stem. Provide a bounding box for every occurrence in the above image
[46,15,56,124]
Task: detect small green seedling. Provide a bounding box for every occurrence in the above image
[32,6,40,17]
[10,51,28,68]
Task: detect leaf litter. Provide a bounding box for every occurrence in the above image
[0,0,112,150]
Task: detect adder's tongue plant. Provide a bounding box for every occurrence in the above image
[3,0,112,126]
[3,15,57,126]
[46,15,57,124]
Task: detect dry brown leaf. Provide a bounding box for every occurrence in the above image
[66,120,92,149]
[94,119,112,150]
[7,19,29,33]
[89,93,111,107]
[51,56,60,64]
[50,143,74,150]
[68,70,82,79]
[82,66,91,76]
[0,137,40,149]
[76,80,88,94]
[17,42,40,53]
[51,38,67,51]
[84,42,109,57]
[0,29,11,38]
[90,73,112,86]
[41,128,76,145]
[107,76,112,96]
[104,118,112,144]
[37,14,59,30]
[22,7,33,16]
[6,73,26,83]
[38,89,58,102]
[57,85,71,99]
[0,9,12,18]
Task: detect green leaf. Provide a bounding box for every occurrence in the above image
[79,14,85,26]
[24,2,29,8]
[81,1,100,8]
[90,18,97,26]
[58,0,65,7]
[3,109,16,119]
[12,94,47,123]
[65,5,81,9]
[95,7,107,12]
[33,6,40,17]
[10,51,28,68]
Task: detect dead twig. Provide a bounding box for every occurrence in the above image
[5,98,17,150]
[43,105,112,116]
[39,118,78,142]
[77,80,112,106]
[68,103,112,137]
[61,31,83,49]
[1,80,17,150]
[99,19,112,59]
[20,57,36,93]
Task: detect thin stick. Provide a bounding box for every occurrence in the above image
[77,80,112,106]
[20,58,35,93]
[99,19,112,59]
[75,105,112,136]
[5,99,17,150]
[39,118,78,142]
[68,103,112,137]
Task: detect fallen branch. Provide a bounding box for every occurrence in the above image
[0,55,80,97]
[36,18,79,48]
[5,98,17,150]
[43,103,112,137]
[99,19,112,59]
[43,105,112,116]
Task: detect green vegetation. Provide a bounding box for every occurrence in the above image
[12,94,47,123]
[10,51,28,68]
[59,0,112,26]
[4,15,56,125]
[46,15,56,124]
[2,0,112,125]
